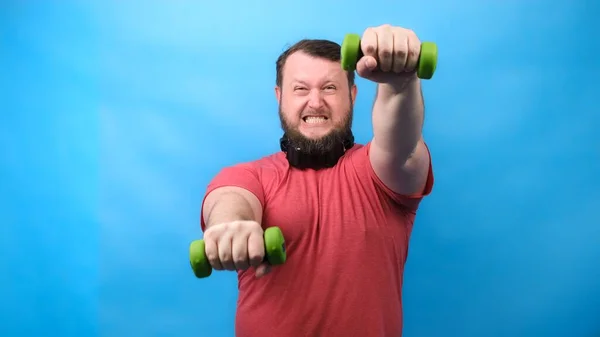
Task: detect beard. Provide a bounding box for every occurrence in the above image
[278,106,354,157]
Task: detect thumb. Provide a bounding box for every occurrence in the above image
[355,55,378,78]
[254,262,272,279]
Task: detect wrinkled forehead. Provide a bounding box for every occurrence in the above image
[282,51,346,85]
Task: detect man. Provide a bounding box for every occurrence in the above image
[200,24,434,337]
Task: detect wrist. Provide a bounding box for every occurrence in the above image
[378,74,420,98]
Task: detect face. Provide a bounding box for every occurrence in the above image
[275,51,357,155]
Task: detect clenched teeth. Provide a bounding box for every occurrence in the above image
[303,116,328,124]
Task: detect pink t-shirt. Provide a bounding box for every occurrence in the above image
[201,142,434,337]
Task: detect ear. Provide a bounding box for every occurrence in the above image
[350,84,357,105]
[275,86,281,104]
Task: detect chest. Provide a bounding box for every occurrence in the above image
[261,170,411,262]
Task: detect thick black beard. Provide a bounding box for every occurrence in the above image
[279,109,354,170]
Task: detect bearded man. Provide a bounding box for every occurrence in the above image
[200,24,435,337]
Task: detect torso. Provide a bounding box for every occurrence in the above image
[232,144,428,337]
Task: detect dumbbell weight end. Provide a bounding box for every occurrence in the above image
[189,226,287,279]
[340,33,438,80]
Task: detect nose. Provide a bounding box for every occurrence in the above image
[306,89,324,110]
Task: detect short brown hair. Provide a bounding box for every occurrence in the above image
[275,39,355,88]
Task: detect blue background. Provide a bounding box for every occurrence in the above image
[1,1,599,336]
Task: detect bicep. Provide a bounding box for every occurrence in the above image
[369,138,431,197]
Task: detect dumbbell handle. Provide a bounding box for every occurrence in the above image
[340,33,438,80]
[189,226,287,279]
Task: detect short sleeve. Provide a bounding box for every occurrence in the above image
[350,142,434,212]
[199,163,265,232]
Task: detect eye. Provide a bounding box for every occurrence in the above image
[294,86,308,91]
[323,85,336,92]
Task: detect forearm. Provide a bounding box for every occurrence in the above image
[203,187,263,229]
[371,78,424,163]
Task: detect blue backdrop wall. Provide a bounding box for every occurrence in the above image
[1,1,599,336]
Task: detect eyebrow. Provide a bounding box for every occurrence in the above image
[291,79,309,85]
[291,78,339,86]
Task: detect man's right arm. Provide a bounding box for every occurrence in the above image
[202,186,263,229]
[199,162,265,232]
[199,163,268,273]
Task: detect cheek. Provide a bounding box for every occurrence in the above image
[328,99,351,119]
[280,108,301,128]
[281,100,304,118]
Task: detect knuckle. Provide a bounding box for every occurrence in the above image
[248,248,263,260]
[381,48,393,59]
[408,47,418,58]
[234,220,254,232]
[245,221,261,233]
[235,259,250,270]
[227,221,240,230]
[203,228,216,239]
[205,246,218,260]
[407,30,420,43]
[399,27,412,35]
[234,261,247,270]
[249,255,263,266]
[365,43,376,54]
[205,223,226,238]
[207,254,219,265]
[395,49,407,59]
[393,26,406,36]
[233,251,247,263]
[220,250,232,262]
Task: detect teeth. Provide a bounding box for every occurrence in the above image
[304,116,327,124]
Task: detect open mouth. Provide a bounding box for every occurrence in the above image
[302,116,328,124]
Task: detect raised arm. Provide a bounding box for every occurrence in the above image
[369,81,430,196]
[355,25,431,196]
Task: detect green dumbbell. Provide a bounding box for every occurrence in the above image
[189,226,287,278]
[340,33,438,80]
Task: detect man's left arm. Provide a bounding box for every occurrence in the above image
[370,79,430,196]
[355,24,431,196]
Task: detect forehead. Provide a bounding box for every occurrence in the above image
[282,51,346,84]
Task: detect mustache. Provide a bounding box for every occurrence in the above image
[301,109,331,118]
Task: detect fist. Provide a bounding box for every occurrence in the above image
[203,220,271,278]
[356,24,421,86]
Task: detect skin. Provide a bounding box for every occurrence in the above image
[203,24,430,278]
[357,24,430,196]
[275,50,357,142]
[275,24,429,195]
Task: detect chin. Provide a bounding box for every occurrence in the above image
[299,127,332,140]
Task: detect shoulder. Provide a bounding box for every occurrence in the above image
[337,142,433,212]
[204,151,287,205]
[217,151,289,188]
[220,151,286,170]
[338,142,369,168]
[239,151,289,175]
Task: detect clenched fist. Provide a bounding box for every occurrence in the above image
[203,220,272,278]
[356,24,422,88]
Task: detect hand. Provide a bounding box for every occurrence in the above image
[203,220,272,278]
[356,24,421,90]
